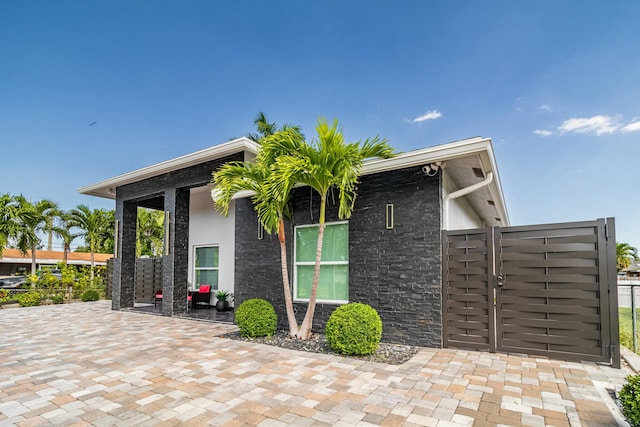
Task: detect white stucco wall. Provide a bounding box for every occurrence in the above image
[442,170,484,230]
[188,187,235,301]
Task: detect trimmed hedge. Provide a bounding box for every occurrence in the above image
[235,298,277,338]
[621,375,640,426]
[81,289,100,302]
[17,291,43,307]
[325,302,382,355]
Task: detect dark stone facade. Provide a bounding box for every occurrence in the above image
[234,166,443,348]
[112,153,243,316]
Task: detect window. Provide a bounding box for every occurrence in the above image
[294,222,348,303]
[194,246,219,290]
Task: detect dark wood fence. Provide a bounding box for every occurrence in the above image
[442,218,620,367]
[105,257,163,304]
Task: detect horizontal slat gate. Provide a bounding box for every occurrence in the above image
[495,221,611,363]
[442,228,494,351]
[442,218,619,366]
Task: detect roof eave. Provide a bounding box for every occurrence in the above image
[77,137,259,199]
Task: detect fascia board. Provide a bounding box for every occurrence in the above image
[361,137,489,175]
[78,137,259,199]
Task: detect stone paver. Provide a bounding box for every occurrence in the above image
[0,301,630,426]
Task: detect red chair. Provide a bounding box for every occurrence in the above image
[154,290,163,307]
[189,284,212,309]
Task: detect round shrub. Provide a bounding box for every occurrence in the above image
[52,294,65,304]
[325,302,382,355]
[81,289,100,302]
[620,375,640,426]
[235,298,277,338]
[17,291,43,307]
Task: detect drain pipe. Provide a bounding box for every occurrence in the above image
[443,171,494,230]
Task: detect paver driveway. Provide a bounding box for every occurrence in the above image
[0,301,630,426]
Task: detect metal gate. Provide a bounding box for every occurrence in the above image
[442,218,620,367]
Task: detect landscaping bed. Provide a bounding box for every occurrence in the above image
[222,330,419,365]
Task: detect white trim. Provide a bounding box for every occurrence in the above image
[78,137,259,199]
[293,220,349,305]
[192,244,219,291]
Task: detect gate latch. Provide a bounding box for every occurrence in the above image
[496,275,505,287]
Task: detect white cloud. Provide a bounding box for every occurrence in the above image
[539,104,553,112]
[534,130,553,137]
[410,110,442,123]
[558,115,619,136]
[621,121,640,133]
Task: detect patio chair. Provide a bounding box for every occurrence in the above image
[189,284,212,309]
[154,290,163,307]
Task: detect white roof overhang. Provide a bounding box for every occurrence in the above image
[77,137,259,199]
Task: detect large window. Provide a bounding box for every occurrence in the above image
[294,222,348,303]
[194,245,219,290]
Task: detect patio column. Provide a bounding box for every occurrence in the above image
[112,199,137,310]
[162,187,190,316]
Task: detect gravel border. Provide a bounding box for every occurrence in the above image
[221,330,420,365]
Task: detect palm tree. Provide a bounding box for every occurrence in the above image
[11,196,60,276]
[247,112,278,143]
[617,242,639,272]
[0,193,19,256]
[213,127,305,337]
[270,118,394,339]
[136,208,164,257]
[67,205,112,282]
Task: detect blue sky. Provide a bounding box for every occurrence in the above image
[1,1,639,250]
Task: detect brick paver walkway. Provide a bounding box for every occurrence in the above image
[0,301,629,426]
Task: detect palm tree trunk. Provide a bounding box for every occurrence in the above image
[297,194,327,340]
[30,245,37,288]
[278,217,299,337]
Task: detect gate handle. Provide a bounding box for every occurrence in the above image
[496,275,505,287]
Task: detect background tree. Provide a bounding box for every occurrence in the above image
[67,205,114,281]
[0,193,19,256]
[247,112,278,142]
[270,118,394,339]
[136,208,164,257]
[618,242,639,272]
[11,196,60,276]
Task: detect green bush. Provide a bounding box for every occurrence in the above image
[325,302,382,355]
[235,298,277,338]
[52,294,65,304]
[620,375,640,426]
[17,291,43,307]
[81,289,100,302]
[0,289,11,303]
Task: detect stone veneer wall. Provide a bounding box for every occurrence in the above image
[234,166,443,347]
[113,152,244,315]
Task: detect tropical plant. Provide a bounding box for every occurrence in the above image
[136,208,164,257]
[0,193,19,255]
[235,298,278,338]
[11,196,60,276]
[618,242,639,272]
[81,288,100,302]
[620,375,640,426]
[67,205,114,282]
[247,111,278,143]
[325,302,382,355]
[269,118,394,339]
[216,290,232,302]
[17,291,42,307]
[213,114,304,337]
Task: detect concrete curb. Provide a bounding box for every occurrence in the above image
[622,346,640,374]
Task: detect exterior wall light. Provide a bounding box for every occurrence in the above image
[386,203,394,229]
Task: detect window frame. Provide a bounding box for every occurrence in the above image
[192,244,219,291]
[293,220,349,304]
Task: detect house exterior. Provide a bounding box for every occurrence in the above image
[79,136,509,347]
[0,248,112,276]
